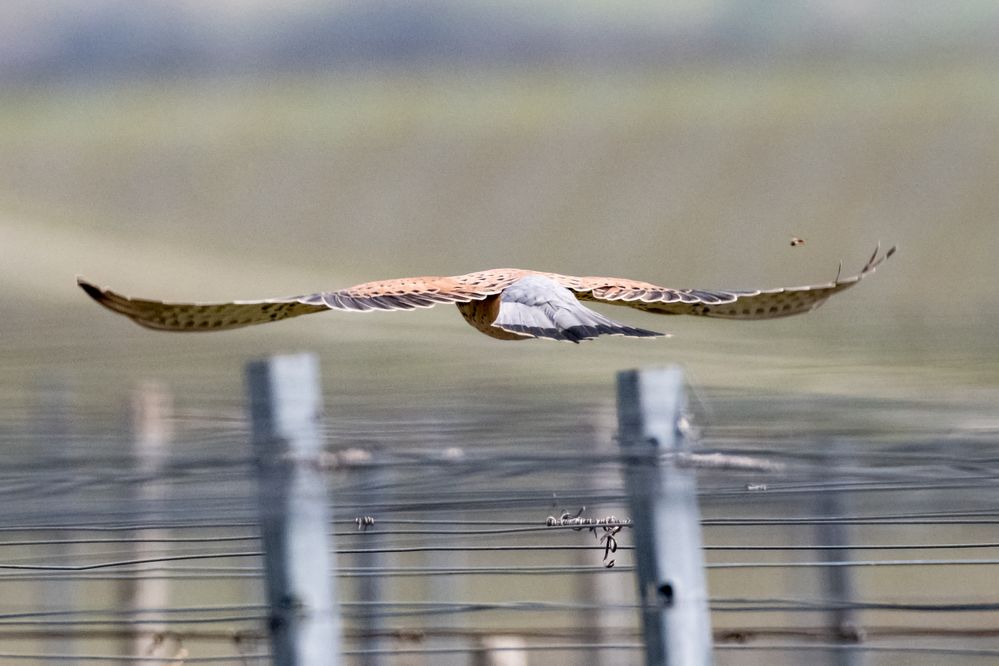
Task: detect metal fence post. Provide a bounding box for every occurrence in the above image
[119,381,171,658]
[247,353,339,666]
[34,375,77,664]
[617,366,713,666]
[355,457,386,666]
[817,439,861,666]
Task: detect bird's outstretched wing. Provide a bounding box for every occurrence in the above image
[76,274,504,332]
[563,245,895,319]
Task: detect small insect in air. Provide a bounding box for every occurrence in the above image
[790,236,806,247]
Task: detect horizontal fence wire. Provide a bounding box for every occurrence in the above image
[1,380,998,664]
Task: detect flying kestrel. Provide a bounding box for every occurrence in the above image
[78,245,894,343]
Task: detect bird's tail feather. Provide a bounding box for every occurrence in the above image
[493,300,663,343]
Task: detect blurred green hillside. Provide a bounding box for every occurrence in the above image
[2,64,997,415]
[4,65,998,307]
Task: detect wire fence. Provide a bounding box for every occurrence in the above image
[0,366,997,665]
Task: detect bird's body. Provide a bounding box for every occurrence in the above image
[78,246,894,343]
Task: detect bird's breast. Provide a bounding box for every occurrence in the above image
[455,296,527,341]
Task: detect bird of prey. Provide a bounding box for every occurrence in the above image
[78,245,894,344]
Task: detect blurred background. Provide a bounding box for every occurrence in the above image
[1,1,998,664]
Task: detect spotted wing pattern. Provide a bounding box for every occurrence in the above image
[77,279,329,332]
[322,270,528,310]
[76,271,528,332]
[561,245,895,320]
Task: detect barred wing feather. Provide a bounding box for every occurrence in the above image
[568,245,895,320]
[76,274,501,332]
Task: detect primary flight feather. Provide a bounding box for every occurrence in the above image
[78,245,895,343]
